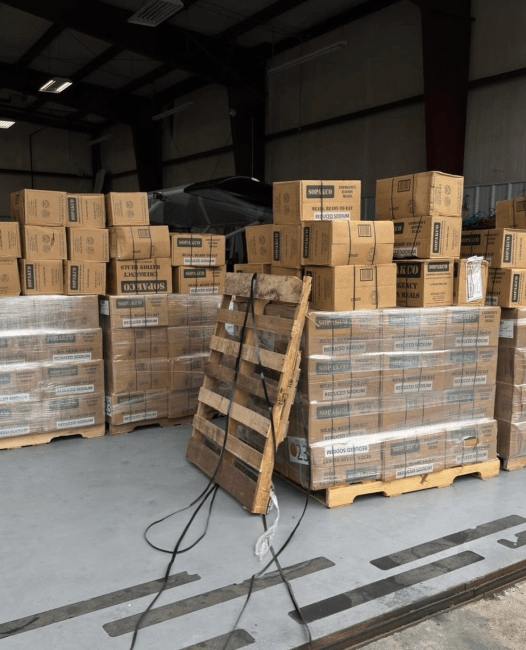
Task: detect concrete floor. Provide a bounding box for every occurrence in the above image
[2,423,526,650]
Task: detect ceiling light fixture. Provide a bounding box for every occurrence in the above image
[267,40,347,75]
[88,135,112,146]
[39,77,73,94]
[128,0,184,27]
[152,101,193,121]
[0,120,15,129]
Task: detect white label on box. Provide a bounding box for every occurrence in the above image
[393,246,417,258]
[394,381,433,394]
[105,396,112,416]
[396,463,434,479]
[122,317,159,327]
[56,384,95,395]
[500,320,514,339]
[394,338,435,351]
[466,257,484,302]
[453,376,488,386]
[485,295,499,306]
[314,212,351,221]
[288,436,309,465]
[122,411,158,424]
[183,256,217,266]
[0,425,30,437]
[100,300,109,315]
[189,287,219,294]
[325,442,369,458]
[455,450,489,464]
[0,393,31,403]
[455,336,490,347]
[54,353,92,362]
[57,417,96,429]
[323,387,367,400]
[322,342,366,355]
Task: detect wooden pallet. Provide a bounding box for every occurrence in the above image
[187,272,312,515]
[107,415,194,436]
[0,424,105,451]
[305,459,502,509]
[501,456,526,472]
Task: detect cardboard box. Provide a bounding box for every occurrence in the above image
[40,360,104,398]
[170,233,225,267]
[0,258,20,296]
[382,350,445,372]
[445,419,498,468]
[461,229,526,269]
[486,268,526,307]
[270,266,303,278]
[105,390,169,425]
[381,368,446,396]
[300,370,381,402]
[396,259,454,307]
[64,261,106,295]
[302,220,394,266]
[105,358,170,394]
[109,226,170,260]
[444,306,501,345]
[305,434,383,469]
[108,258,172,295]
[67,194,106,228]
[495,196,526,229]
[104,327,169,361]
[303,310,382,357]
[495,383,526,423]
[167,294,220,327]
[105,192,149,226]
[499,308,526,347]
[0,295,98,331]
[67,228,109,262]
[381,308,447,342]
[273,180,361,224]
[393,216,462,259]
[272,225,302,268]
[497,420,526,460]
[100,295,169,328]
[41,329,103,363]
[170,354,207,390]
[382,430,446,480]
[167,325,214,358]
[296,399,380,444]
[245,224,274,264]
[168,388,199,419]
[376,172,464,220]
[304,264,397,311]
[496,347,526,384]
[453,258,488,306]
[19,260,63,295]
[444,386,496,419]
[303,354,383,379]
[0,222,21,258]
[0,333,41,364]
[0,365,42,399]
[21,225,67,261]
[11,189,66,226]
[173,266,225,295]
[444,347,499,377]
[379,394,444,431]
[42,393,104,431]
[0,402,42,438]
[234,263,272,274]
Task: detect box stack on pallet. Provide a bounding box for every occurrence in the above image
[171,232,226,295]
[0,295,105,450]
[0,219,21,296]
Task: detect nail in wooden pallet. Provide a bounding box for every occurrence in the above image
[186,272,312,515]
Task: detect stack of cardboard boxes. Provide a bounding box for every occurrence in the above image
[171,232,226,295]
[0,295,105,442]
[0,220,21,296]
[241,180,397,311]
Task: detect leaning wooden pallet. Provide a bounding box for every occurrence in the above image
[186,272,312,515]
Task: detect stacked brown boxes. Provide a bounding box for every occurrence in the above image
[495,308,526,463]
[0,221,22,296]
[375,171,467,307]
[101,293,220,427]
[276,306,500,490]
[11,189,67,295]
[171,233,226,295]
[0,296,104,441]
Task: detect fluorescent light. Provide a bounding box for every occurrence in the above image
[128,0,184,27]
[39,78,73,93]
[152,101,193,121]
[268,41,347,75]
[0,120,15,129]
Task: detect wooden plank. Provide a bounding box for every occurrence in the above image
[320,460,501,509]
[224,272,304,303]
[502,456,526,472]
[198,387,271,436]
[0,424,105,450]
[209,336,285,372]
[204,362,279,403]
[186,435,257,512]
[216,308,294,337]
[107,416,193,436]
[193,415,263,470]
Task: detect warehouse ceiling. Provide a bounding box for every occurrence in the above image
[0,0,400,135]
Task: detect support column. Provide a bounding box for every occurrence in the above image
[131,120,163,191]
[417,0,472,174]
[227,67,266,181]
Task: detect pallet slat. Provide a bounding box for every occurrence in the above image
[198,387,270,436]
[107,415,193,436]
[224,273,304,303]
[209,335,285,372]
[501,456,526,472]
[216,308,294,337]
[204,362,279,403]
[193,415,263,470]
